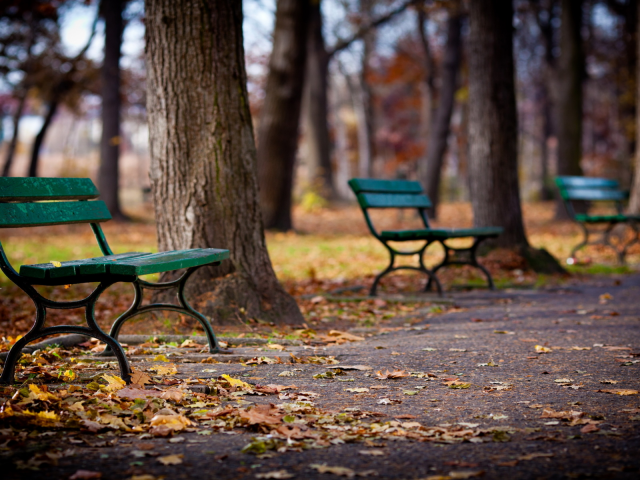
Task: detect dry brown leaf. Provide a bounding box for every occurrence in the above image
[375,369,410,380]
[238,404,283,425]
[69,470,102,480]
[596,389,638,395]
[130,371,151,386]
[157,454,183,465]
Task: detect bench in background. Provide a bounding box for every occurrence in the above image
[0,177,229,384]
[555,176,640,264]
[348,178,503,296]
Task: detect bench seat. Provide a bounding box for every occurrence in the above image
[19,249,229,285]
[380,227,503,242]
[575,214,640,224]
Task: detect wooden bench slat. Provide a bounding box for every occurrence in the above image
[0,177,99,201]
[555,176,619,190]
[357,192,432,209]
[102,248,230,276]
[348,178,423,195]
[575,214,640,223]
[19,249,229,281]
[380,227,503,241]
[20,252,150,279]
[561,188,628,201]
[0,201,112,228]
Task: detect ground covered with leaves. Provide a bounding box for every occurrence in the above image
[1,272,639,479]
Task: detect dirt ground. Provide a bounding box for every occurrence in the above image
[1,272,638,480]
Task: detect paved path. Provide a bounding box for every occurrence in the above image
[3,275,639,479]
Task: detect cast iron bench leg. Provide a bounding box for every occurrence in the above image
[100,265,220,356]
[427,237,496,290]
[0,281,132,385]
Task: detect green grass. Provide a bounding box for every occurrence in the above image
[566,264,633,275]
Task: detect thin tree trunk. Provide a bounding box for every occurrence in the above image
[99,0,127,220]
[27,100,58,177]
[257,0,309,231]
[468,0,528,248]
[422,10,462,218]
[357,0,376,179]
[416,2,436,189]
[555,0,584,218]
[1,91,27,177]
[629,0,640,213]
[303,1,336,199]
[539,81,554,200]
[145,0,303,325]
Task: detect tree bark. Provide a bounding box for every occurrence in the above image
[1,91,27,177]
[555,0,584,218]
[468,0,528,248]
[303,1,336,199]
[145,0,303,325]
[629,0,640,213]
[98,0,127,220]
[257,0,309,231]
[421,9,462,218]
[27,100,58,177]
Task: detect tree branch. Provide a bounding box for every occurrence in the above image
[327,0,417,58]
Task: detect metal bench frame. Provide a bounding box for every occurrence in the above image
[0,178,228,385]
[556,176,640,264]
[349,178,502,296]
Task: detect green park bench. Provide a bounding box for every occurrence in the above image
[0,177,229,384]
[348,178,503,296]
[555,176,640,264]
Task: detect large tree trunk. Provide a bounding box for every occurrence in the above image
[27,100,58,177]
[468,0,528,249]
[555,0,584,218]
[1,91,27,177]
[98,0,127,220]
[303,1,336,199]
[629,0,640,213]
[257,0,309,231]
[421,10,462,218]
[145,0,303,325]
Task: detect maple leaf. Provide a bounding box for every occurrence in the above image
[239,404,284,425]
[130,371,151,386]
[101,374,126,393]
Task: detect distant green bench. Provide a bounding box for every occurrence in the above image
[555,176,640,264]
[348,178,503,295]
[0,177,229,384]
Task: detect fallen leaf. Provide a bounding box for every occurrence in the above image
[101,374,126,393]
[255,471,295,479]
[153,354,170,362]
[238,404,283,425]
[69,470,102,480]
[346,388,369,393]
[518,453,554,461]
[50,261,62,267]
[157,454,183,465]
[327,365,372,371]
[375,369,410,380]
[149,364,178,376]
[149,414,192,432]
[581,424,600,434]
[221,374,252,390]
[448,471,485,479]
[358,449,385,456]
[534,345,552,353]
[597,389,638,396]
[130,371,151,386]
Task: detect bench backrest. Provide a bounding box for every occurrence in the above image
[555,176,627,218]
[348,178,432,237]
[348,178,432,209]
[0,177,112,228]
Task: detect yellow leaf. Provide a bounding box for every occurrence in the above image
[101,374,126,392]
[534,345,552,353]
[149,364,178,375]
[60,369,76,381]
[150,414,192,431]
[221,374,252,390]
[153,354,170,362]
[50,261,62,267]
